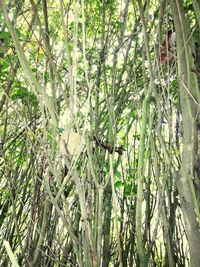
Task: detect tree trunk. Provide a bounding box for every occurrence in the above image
[170,1,200,266]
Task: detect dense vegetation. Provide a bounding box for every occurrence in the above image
[0,0,200,266]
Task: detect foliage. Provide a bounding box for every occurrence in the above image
[0,0,200,266]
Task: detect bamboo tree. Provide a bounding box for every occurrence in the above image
[1,0,200,266]
[136,1,156,265]
[170,1,200,266]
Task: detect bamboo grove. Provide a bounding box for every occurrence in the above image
[0,0,200,266]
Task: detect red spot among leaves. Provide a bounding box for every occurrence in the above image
[159,30,175,66]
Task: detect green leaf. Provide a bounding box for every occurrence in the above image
[0,31,10,40]
[2,58,9,69]
[58,127,65,134]
[115,180,123,189]
[11,87,29,100]
[11,86,38,106]
[115,170,121,178]
[124,184,132,197]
